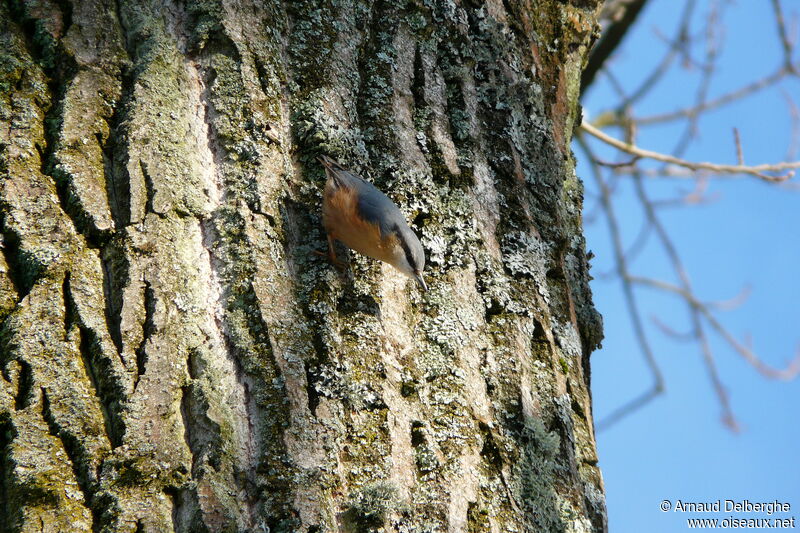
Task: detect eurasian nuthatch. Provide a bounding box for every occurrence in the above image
[318,155,427,291]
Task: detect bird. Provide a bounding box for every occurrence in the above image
[317,155,427,291]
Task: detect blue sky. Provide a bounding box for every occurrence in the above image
[578,1,800,531]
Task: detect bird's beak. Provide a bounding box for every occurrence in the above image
[414,271,427,292]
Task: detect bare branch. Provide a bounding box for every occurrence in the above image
[594,222,652,281]
[733,127,744,165]
[619,0,699,108]
[667,1,726,160]
[771,0,797,72]
[581,0,651,94]
[697,326,740,432]
[580,120,799,181]
[629,276,800,381]
[610,166,709,178]
[582,0,799,433]
[630,175,739,430]
[632,66,792,126]
[594,155,640,169]
[651,315,696,342]
[596,388,663,432]
[576,136,665,430]
[705,285,752,312]
[783,90,800,160]
[649,178,721,207]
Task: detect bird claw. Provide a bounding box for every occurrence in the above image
[312,249,346,270]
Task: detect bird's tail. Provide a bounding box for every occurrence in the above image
[317,154,344,170]
[317,155,351,189]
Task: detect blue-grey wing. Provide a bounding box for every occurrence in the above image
[354,179,405,238]
[322,158,405,237]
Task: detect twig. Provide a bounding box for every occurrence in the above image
[648,177,720,207]
[733,128,744,165]
[634,66,792,126]
[603,68,629,100]
[595,155,640,169]
[669,0,725,159]
[631,174,738,429]
[582,0,799,432]
[577,136,665,430]
[783,90,800,160]
[651,192,720,208]
[611,166,707,178]
[595,388,662,432]
[651,26,704,71]
[679,176,717,205]
[705,285,751,311]
[771,0,797,72]
[619,0,699,108]
[594,222,652,281]
[580,120,799,181]
[629,276,800,380]
[651,315,696,342]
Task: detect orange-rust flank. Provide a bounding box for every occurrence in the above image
[323,184,397,264]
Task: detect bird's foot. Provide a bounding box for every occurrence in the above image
[312,249,346,270]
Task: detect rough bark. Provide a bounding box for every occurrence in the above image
[0,0,605,532]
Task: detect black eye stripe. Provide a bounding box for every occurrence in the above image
[399,238,416,268]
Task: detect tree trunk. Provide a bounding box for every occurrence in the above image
[0,0,605,531]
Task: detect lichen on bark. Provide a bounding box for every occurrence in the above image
[0,1,606,532]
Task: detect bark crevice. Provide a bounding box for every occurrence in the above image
[40,388,98,531]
